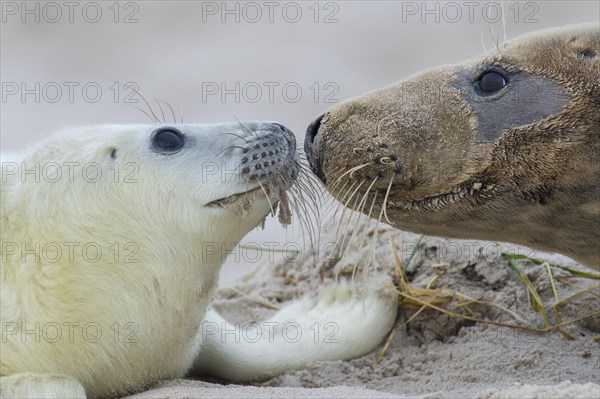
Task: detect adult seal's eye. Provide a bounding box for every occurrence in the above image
[152,127,185,153]
[477,71,507,93]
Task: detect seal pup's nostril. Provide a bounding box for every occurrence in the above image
[305,113,325,144]
[267,122,296,148]
[270,122,288,131]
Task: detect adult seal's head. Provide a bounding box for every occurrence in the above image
[305,23,599,269]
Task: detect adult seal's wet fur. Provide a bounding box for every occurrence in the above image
[305,23,600,270]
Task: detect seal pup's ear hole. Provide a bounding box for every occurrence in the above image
[577,48,597,58]
[110,148,117,159]
[474,70,508,95]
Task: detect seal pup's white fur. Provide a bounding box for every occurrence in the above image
[0,122,397,398]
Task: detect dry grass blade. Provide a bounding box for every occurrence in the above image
[555,266,600,279]
[224,286,280,310]
[502,251,550,327]
[376,327,397,363]
[390,237,453,308]
[403,235,423,274]
[502,253,600,279]
[454,292,525,323]
[554,281,600,303]
[544,261,563,325]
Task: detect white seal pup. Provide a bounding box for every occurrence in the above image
[0,122,397,398]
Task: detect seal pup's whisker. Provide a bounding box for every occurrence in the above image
[219,132,250,143]
[296,182,323,245]
[501,0,508,44]
[256,180,275,217]
[229,113,259,141]
[287,186,315,254]
[290,184,320,239]
[212,145,246,162]
[115,81,161,123]
[298,162,327,197]
[126,103,160,123]
[296,178,322,212]
[298,174,324,203]
[156,99,177,123]
[292,169,322,219]
[153,97,166,123]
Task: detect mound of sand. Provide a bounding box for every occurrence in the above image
[130,227,599,398]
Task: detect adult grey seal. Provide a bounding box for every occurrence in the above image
[305,23,599,270]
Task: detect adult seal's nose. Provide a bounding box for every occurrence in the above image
[305,113,325,145]
[304,113,327,183]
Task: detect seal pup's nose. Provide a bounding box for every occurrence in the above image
[267,122,296,149]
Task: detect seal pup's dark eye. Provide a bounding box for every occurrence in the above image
[151,127,185,153]
[476,71,507,93]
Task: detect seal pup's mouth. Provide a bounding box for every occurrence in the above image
[206,182,293,226]
[207,186,265,207]
[203,121,299,226]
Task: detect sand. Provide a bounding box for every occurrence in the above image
[129,380,599,399]
[127,224,599,399]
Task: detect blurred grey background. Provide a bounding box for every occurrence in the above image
[2,1,598,282]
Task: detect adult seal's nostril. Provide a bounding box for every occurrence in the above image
[304,113,327,184]
[305,113,325,145]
